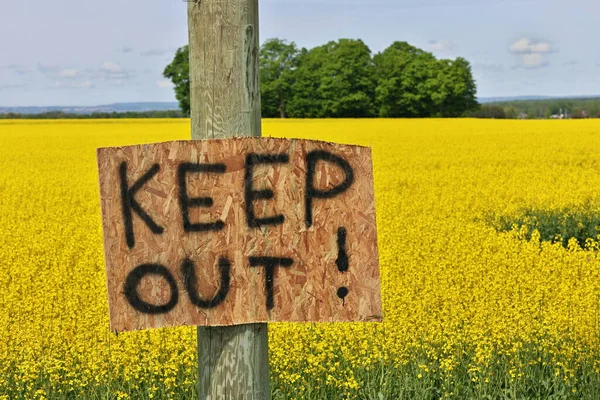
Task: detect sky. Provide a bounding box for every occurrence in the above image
[0,0,598,107]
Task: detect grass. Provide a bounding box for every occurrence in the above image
[487,203,600,250]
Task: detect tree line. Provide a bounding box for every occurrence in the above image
[164,38,479,118]
[0,110,185,119]
[471,98,600,119]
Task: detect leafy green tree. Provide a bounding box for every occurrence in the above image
[467,104,506,119]
[260,39,301,118]
[164,38,479,119]
[374,42,437,117]
[163,46,190,116]
[288,39,376,118]
[374,42,477,117]
[504,105,518,119]
[434,57,478,117]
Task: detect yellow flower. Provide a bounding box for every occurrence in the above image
[2,118,600,397]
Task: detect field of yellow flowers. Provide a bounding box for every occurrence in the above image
[2,118,600,399]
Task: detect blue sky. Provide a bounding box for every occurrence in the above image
[0,0,598,106]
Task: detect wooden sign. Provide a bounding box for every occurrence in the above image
[97,138,381,332]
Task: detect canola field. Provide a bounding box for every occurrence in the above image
[2,119,600,399]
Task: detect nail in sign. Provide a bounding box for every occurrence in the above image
[97,138,382,332]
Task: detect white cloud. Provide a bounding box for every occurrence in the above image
[59,69,78,78]
[39,64,86,80]
[509,39,529,53]
[95,62,136,82]
[510,38,552,69]
[427,39,454,52]
[39,65,81,79]
[529,42,551,53]
[101,61,122,74]
[156,79,173,88]
[510,38,551,54]
[75,81,94,88]
[54,80,94,89]
[521,53,547,68]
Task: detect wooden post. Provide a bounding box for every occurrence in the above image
[188,0,261,139]
[187,0,269,399]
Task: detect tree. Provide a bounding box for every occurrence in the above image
[260,39,301,118]
[164,38,479,119]
[288,39,376,118]
[163,46,190,116]
[373,42,477,117]
[434,57,478,117]
[467,105,506,119]
[374,42,437,117]
[571,107,588,119]
[504,105,518,119]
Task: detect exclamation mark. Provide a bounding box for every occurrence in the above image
[336,227,349,304]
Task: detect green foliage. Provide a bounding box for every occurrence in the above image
[374,42,478,117]
[485,97,600,119]
[504,105,518,119]
[272,341,600,399]
[260,39,300,118]
[437,57,479,117]
[467,104,507,119]
[288,39,377,118]
[163,38,478,118]
[0,110,184,119]
[6,343,600,399]
[488,205,600,250]
[163,45,190,116]
[373,42,436,117]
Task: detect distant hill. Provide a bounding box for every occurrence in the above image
[472,96,600,119]
[478,95,600,104]
[478,96,554,104]
[0,102,179,115]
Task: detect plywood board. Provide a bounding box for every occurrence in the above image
[97,138,381,332]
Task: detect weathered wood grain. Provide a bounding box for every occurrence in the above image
[97,138,382,330]
[198,324,269,399]
[188,0,261,139]
[188,0,266,398]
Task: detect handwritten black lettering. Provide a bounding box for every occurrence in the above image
[124,263,178,314]
[336,227,349,273]
[337,286,349,305]
[245,153,289,228]
[120,162,164,249]
[305,151,354,227]
[181,257,230,309]
[249,256,293,310]
[178,162,226,232]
